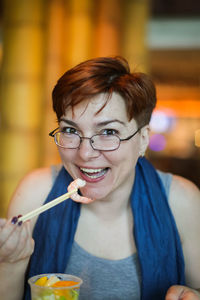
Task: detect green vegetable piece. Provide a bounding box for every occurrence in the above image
[71,289,79,300]
[58,296,66,300]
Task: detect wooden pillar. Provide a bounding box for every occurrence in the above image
[0,0,46,216]
[66,0,94,68]
[42,0,67,167]
[122,0,150,72]
[94,0,122,57]
[43,0,95,166]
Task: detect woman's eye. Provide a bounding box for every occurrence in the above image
[102,129,118,135]
[61,127,77,134]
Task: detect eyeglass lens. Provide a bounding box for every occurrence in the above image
[92,135,119,150]
[55,132,120,150]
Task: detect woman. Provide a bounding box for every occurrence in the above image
[0,57,200,300]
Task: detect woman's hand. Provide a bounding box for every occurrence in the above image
[0,217,34,264]
[166,285,200,300]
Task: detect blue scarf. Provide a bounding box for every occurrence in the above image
[23,157,185,300]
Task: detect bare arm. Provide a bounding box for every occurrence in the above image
[0,167,52,300]
[166,175,200,299]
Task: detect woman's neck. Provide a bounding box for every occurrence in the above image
[82,175,134,222]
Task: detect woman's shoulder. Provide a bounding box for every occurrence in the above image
[169,174,200,206]
[168,174,200,239]
[7,167,53,221]
[169,175,200,287]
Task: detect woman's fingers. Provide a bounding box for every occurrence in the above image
[0,218,6,228]
[9,221,34,262]
[0,217,19,248]
[67,178,94,204]
[166,285,200,300]
[0,218,34,263]
[0,222,22,262]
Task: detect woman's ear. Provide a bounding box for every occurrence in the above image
[139,125,150,156]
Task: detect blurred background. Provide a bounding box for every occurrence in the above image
[0,0,199,217]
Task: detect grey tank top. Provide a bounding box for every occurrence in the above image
[51,166,172,300]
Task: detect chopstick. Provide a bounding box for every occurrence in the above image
[18,188,78,223]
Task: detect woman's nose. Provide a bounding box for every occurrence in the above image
[77,137,100,160]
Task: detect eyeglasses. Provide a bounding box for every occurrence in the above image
[49,127,142,151]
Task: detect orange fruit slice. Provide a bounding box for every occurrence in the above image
[34,276,48,286]
[52,280,78,287]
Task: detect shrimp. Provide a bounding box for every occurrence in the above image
[67,178,94,204]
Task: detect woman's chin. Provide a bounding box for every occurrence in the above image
[80,186,109,201]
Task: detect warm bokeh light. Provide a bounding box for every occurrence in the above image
[150,109,176,133]
[149,134,166,152]
[195,129,200,147]
[156,100,200,118]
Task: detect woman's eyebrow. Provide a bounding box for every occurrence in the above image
[59,118,78,127]
[59,118,126,128]
[96,119,126,127]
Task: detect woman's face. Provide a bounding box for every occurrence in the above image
[58,93,149,200]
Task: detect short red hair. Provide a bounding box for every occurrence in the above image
[52,56,157,127]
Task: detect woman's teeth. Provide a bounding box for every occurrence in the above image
[80,167,107,179]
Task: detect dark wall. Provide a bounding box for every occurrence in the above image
[151,0,200,17]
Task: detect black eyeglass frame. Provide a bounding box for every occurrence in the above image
[49,126,143,151]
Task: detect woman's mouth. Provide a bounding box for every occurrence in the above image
[79,167,109,179]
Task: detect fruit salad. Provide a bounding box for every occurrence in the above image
[31,274,80,300]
